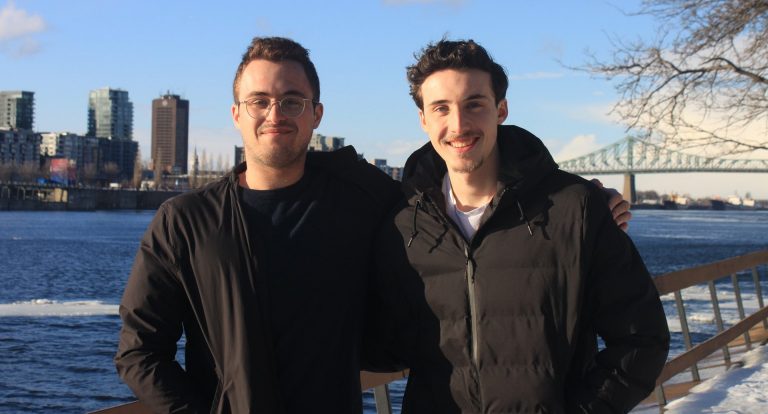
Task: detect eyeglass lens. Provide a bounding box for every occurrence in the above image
[245,97,307,118]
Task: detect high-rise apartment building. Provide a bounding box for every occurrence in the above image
[371,158,403,181]
[151,93,189,174]
[87,88,133,140]
[234,146,245,166]
[308,133,345,152]
[0,91,35,130]
[0,129,39,165]
[40,132,101,175]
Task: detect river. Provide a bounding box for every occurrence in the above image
[1,209,767,413]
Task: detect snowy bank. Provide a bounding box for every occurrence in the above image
[664,344,768,413]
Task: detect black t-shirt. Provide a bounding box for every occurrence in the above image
[233,158,399,413]
[238,170,319,336]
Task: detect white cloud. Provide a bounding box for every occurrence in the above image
[508,71,564,81]
[0,1,45,40]
[554,134,601,162]
[0,1,46,57]
[565,102,618,125]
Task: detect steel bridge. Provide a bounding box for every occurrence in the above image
[557,137,768,202]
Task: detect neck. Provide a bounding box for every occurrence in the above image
[448,151,500,212]
[239,158,305,190]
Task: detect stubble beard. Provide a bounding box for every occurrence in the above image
[250,144,307,170]
[450,156,484,174]
[443,132,484,174]
[249,122,309,169]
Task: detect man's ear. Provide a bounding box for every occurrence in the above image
[312,102,324,129]
[418,110,427,132]
[497,99,508,124]
[231,103,241,130]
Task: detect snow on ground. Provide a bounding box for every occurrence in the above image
[664,344,768,413]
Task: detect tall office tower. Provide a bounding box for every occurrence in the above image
[0,91,35,130]
[87,88,133,140]
[151,93,189,174]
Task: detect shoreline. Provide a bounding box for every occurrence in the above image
[0,187,181,211]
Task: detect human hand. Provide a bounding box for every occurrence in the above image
[591,179,631,232]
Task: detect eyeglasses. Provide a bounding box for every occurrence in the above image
[237,96,316,119]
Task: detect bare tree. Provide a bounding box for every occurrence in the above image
[18,162,39,183]
[83,164,98,186]
[104,162,121,184]
[132,148,143,189]
[0,163,14,182]
[583,0,768,154]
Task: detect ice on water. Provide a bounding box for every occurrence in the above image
[0,298,119,317]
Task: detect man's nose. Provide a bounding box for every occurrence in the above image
[448,107,470,134]
[264,101,285,121]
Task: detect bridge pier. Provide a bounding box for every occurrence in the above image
[623,173,636,204]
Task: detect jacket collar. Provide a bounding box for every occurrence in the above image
[228,145,363,187]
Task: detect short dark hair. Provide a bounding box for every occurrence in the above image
[232,37,320,104]
[406,38,508,109]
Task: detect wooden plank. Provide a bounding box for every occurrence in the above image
[654,250,768,295]
[88,401,149,414]
[361,370,409,390]
[657,306,768,384]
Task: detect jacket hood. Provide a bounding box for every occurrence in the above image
[402,125,558,197]
[229,145,362,182]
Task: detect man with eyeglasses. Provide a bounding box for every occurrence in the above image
[115,36,632,414]
[116,36,405,413]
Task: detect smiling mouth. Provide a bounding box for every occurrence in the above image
[259,126,295,135]
[445,136,479,150]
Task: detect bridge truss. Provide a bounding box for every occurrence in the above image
[558,137,768,175]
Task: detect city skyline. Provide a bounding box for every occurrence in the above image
[2,0,767,198]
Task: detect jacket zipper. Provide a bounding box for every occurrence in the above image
[423,196,482,368]
[464,245,480,366]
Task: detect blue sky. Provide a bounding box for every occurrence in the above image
[2,0,766,198]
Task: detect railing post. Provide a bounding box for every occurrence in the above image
[373,384,392,414]
[655,385,667,410]
[708,280,731,365]
[732,273,752,350]
[674,290,700,381]
[754,266,768,329]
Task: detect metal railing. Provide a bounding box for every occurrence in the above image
[90,371,408,414]
[652,249,768,408]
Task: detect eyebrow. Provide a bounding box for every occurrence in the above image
[243,89,308,99]
[426,94,492,106]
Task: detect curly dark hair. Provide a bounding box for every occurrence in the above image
[407,38,508,109]
[232,37,320,104]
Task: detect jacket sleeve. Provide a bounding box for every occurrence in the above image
[115,204,207,413]
[361,201,415,372]
[570,188,670,414]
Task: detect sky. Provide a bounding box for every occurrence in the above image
[1,0,767,199]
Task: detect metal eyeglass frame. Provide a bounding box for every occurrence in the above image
[237,97,317,119]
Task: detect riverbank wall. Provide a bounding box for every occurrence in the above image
[0,188,181,211]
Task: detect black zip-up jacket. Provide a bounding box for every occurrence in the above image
[374,125,670,413]
[115,146,401,413]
